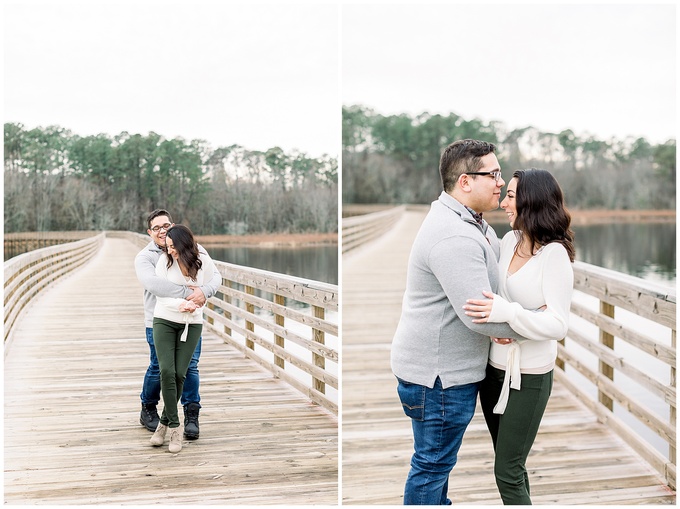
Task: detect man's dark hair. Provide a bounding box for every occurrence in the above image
[439,139,497,192]
[146,209,173,229]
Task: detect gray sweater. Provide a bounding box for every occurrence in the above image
[391,192,527,389]
[134,241,222,327]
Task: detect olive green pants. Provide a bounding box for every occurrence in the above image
[480,364,553,505]
[152,318,203,428]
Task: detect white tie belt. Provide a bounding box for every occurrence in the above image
[493,342,522,414]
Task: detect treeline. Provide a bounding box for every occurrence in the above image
[4,123,338,234]
[342,105,676,209]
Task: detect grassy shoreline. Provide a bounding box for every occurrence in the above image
[194,232,338,247]
[484,208,676,225]
[197,209,674,246]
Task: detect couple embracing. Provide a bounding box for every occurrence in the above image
[391,139,575,505]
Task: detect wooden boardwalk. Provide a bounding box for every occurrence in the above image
[4,238,338,505]
[342,210,676,505]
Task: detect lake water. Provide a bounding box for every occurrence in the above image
[205,244,338,285]
[491,221,676,285]
[490,220,676,458]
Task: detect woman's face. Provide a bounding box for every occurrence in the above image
[166,236,180,260]
[500,177,518,228]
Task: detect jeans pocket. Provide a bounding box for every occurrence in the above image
[396,377,426,421]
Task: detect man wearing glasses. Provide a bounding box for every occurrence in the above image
[390,139,528,504]
[134,209,222,441]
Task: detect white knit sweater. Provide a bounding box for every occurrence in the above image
[488,231,573,370]
[486,231,573,413]
[153,252,216,326]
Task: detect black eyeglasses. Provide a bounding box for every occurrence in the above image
[465,171,502,182]
[150,223,172,233]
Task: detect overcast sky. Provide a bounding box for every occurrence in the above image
[4,1,340,158]
[4,1,676,158]
[343,2,676,144]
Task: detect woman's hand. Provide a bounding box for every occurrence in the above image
[179,300,198,313]
[463,290,495,323]
[492,337,513,345]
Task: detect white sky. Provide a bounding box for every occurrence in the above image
[343,2,677,145]
[3,1,341,158]
[3,1,676,159]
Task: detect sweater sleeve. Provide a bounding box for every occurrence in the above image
[487,244,573,340]
[153,255,190,312]
[196,248,221,299]
[429,235,529,341]
[135,247,190,299]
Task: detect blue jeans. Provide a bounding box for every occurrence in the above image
[397,377,479,505]
[140,327,201,407]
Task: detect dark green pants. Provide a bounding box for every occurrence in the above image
[480,364,553,505]
[152,318,203,428]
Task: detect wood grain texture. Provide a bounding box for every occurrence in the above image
[4,238,338,505]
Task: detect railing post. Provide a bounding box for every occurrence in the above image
[312,305,325,394]
[598,301,615,411]
[556,338,566,371]
[671,329,677,466]
[245,285,255,350]
[224,281,232,337]
[274,295,285,369]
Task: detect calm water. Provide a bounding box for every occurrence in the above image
[491,222,676,285]
[205,245,338,285]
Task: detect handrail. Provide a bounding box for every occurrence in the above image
[4,231,98,260]
[342,206,405,253]
[4,233,105,349]
[203,261,338,414]
[558,261,676,489]
[12,230,339,414]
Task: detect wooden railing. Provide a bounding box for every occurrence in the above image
[557,262,676,489]
[3,233,105,349]
[4,231,98,260]
[100,231,339,415]
[342,206,405,253]
[203,262,338,414]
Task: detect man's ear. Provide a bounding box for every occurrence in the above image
[457,174,472,192]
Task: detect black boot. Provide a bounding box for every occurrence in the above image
[183,403,200,440]
[140,403,160,432]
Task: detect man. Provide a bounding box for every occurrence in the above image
[390,139,528,505]
[135,209,222,440]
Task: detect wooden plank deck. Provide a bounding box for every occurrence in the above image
[4,237,338,505]
[342,210,676,505]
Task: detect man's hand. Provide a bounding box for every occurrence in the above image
[186,286,207,307]
[492,337,513,345]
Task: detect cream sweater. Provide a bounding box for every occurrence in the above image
[486,231,573,412]
[153,252,216,326]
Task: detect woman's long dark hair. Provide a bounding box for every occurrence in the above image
[513,168,575,262]
[166,224,203,280]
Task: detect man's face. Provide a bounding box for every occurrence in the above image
[468,153,505,213]
[147,215,173,247]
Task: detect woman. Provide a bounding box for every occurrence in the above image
[149,224,217,453]
[463,168,575,504]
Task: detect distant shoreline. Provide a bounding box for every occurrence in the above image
[343,204,676,225]
[195,232,338,247]
[484,208,676,225]
[196,209,675,247]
